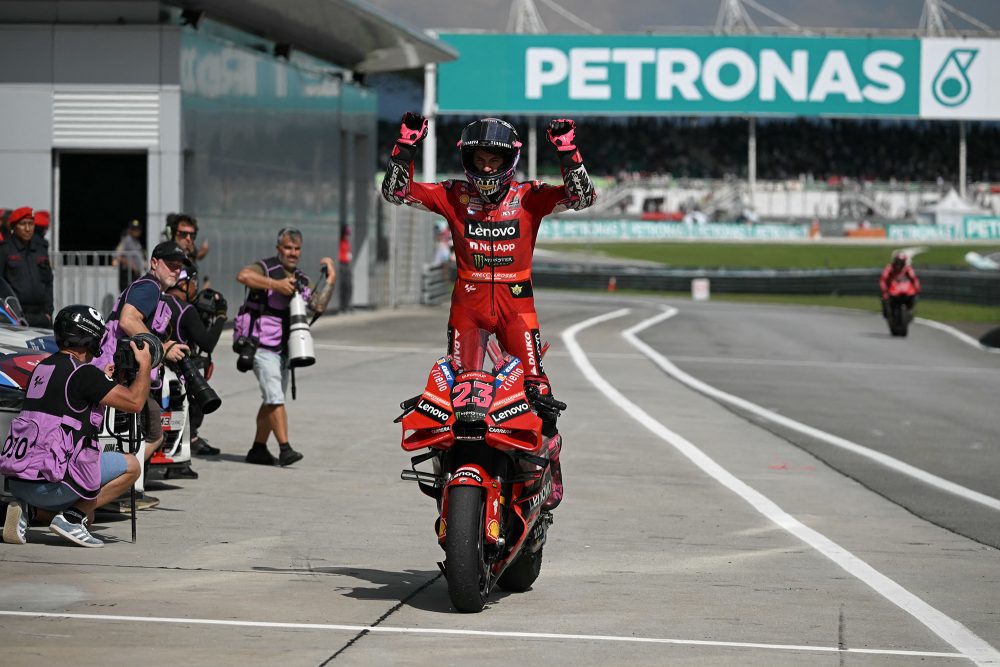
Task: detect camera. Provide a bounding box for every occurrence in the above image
[170,353,222,414]
[234,336,257,373]
[113,333,164,384]
[194,288,227,328]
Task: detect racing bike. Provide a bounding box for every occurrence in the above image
[396,332,565,613]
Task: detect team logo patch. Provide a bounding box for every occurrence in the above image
[508,282,533,298]
[459,194,470,204]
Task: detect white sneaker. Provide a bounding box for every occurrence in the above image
[3,501,27,545]
[49,513,104,548]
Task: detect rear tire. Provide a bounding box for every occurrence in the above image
[497,547,543,592]
[445,485,490,613]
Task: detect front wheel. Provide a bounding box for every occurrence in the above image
[445,485,491,612]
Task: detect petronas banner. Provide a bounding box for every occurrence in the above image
[437,34,999,120]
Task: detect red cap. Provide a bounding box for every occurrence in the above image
[8,207,33,225]
[34,210,50,228]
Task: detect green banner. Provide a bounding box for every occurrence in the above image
[438,34,1000,120]
[538,220,808,241]
[963,216,1000,240]
[439,34,919,117]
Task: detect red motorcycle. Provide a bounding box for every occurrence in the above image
[886,278,918,337]
[396,333,565,613]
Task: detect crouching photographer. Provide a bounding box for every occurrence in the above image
[155,266,226,462]
[1,306,155,547]
[235,227,335,467]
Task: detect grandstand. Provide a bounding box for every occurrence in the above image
[396,0,1000,226]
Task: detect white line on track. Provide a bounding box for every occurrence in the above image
[626,308,1000,512]
[563,308,1000,667]
[916,318,1000,354]
[0,611,968,660]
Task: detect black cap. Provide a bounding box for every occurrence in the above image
[151,240,191,264]
[129,219,142,230]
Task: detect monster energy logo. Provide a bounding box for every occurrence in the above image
[472,254,513,269]
[932,48,977,107]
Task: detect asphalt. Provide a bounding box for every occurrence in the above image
[0,293,997,666]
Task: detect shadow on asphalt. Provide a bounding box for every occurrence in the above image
[250,565,513,613]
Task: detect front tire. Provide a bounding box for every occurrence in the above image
[445,485,490,612]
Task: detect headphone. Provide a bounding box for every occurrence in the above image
[165,213,198,240]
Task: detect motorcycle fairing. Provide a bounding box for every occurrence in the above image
[437,463,505,548]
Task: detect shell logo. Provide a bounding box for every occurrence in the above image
[438,518,447,539]
[487,519,500,541]
[459,194,470,204]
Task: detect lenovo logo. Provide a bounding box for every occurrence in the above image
[465,219,521,240]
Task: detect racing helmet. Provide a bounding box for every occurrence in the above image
[458,118,521,204]
[54,305,106,354]
[891,251,907,268]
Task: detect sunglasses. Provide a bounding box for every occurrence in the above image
[176,231,197,239]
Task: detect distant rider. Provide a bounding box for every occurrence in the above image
[380,113,597,509]
[880,251,921,317]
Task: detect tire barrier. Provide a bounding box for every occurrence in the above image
[531,263,1000,307]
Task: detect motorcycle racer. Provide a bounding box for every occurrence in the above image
[382,113,596,509]
[880,251,921,316]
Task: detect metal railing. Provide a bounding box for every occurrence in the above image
[52,251,122,315]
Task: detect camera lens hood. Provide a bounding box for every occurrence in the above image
[132,332,165,368]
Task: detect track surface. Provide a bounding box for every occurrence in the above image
[1,292,997,666]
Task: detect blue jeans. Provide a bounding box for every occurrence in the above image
[9,451,130,512]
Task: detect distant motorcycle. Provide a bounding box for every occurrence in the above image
[396,332,565,613]
[885,278,917,337]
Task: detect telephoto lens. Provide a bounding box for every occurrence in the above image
[174,355,222,414]
[287,290,315,368]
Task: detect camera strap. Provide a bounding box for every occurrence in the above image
[291,367,297,400]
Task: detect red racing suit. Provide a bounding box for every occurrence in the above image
[880,264,921,299]
[382,160,596,384]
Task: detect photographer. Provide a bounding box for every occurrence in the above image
[158,265,226,459]
[235,227,335,467]
[94,241,191,497]
[1,306,151,547]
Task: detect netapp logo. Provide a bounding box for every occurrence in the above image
[417,400,450,424]
[493,401,530,423]
[465,219,520,240]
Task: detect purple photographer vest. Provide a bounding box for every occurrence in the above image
[95,274,169,384]
[0,354,107,499]
[235,257,311,353]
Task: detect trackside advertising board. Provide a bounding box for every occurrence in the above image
[537,220,809,241]
[437,34,1000,120]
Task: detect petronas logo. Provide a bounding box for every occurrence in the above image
[932,49,977,107]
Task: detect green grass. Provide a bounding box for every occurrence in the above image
[611,289,1000,325]
[540,242,997,270]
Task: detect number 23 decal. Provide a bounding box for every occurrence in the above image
[451,380,494,408]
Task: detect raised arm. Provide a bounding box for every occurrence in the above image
[546,119,597,214]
